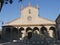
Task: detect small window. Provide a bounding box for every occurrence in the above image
[29,9,31,14]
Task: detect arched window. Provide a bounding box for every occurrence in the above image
[26,27,32,39]
[29,9,31,14]
[40,26,47,35]
[49,27,56,38]
[33,27,39,34]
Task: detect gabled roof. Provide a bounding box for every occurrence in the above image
[6,16,56,26]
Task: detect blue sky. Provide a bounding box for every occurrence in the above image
[0,0,60,27]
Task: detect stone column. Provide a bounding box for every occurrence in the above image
[21,30,26,40]
[49,30,54,38]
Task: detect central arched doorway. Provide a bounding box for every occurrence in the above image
[33,27,39,34]
[26,27,32,39]
[40,26,48,36]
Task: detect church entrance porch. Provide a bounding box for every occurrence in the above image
[2,25,56,42]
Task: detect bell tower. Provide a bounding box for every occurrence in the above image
[21,1,39,21]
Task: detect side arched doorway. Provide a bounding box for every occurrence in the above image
[49,27,56,38]
[26,27,32,39]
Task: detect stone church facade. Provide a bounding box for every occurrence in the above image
[2,4,56,42]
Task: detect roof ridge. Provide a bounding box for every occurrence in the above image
[6,17,21,24]
[38,16,55,23]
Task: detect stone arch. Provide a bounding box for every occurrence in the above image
[19,27,25,40]
[49,27,55,32]
[26,27,32,39]
[26,27,32,32]
[49,26,56,38]
[40,26,47,35]
[19,27,24,32]
[33,27,39,34]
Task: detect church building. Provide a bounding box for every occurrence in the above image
[2,3,56,42]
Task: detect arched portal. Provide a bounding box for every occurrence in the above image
[19,27,25,40]
[49,27,55,31]
[26,27,32,39]
[26,27,32,32]
[33,27,39,34]
[19,27,24,32]
[49,27,56,38]
[40,26,48,35]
